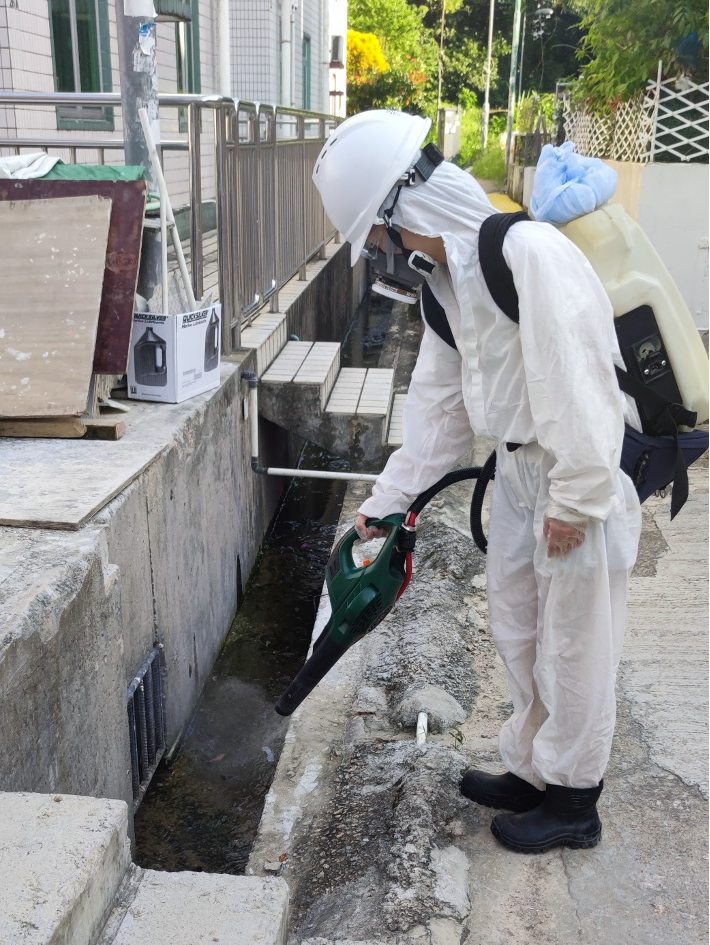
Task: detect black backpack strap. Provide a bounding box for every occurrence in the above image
[421,281,457,350]
[478,211,531,322]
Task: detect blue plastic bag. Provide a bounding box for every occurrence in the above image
[530,141,617,225]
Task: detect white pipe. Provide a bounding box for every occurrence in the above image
[160,180,168,311]
[281,0,292,105]
[138,107,198,311]
[481,0,495,148]
[218,0,231,97]
[249,385,260,460]
[265,468,379,482]
[290,8,297,108]
[416,712,428,745]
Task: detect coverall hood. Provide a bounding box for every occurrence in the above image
[382,160,498,280]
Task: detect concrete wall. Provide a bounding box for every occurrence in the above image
[636,163,709,331]
[0,244,364,839]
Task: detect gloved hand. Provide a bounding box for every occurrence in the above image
[543,516,587,557]
[355,513,391,541]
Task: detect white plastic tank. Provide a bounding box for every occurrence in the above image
[561,202,709,425]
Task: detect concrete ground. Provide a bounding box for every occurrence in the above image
[251,443,708,945]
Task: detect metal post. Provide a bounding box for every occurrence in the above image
[649,60,663,163]
[517,13,526,99]
[299,114,308,280]
[229,108,241,349]
[270,109,280,313]
[188,101,203,301]
[481,0,495,148]
[115,0,162,308]
[215,106,233,355]
[505,0,523,167]
[319,117,327,260]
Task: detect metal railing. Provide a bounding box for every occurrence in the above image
[512,115,552,167]
[0,92,340,353]
[127,643,165,810]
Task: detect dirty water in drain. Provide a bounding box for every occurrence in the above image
[133,292,393,874]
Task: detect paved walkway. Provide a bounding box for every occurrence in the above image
[454,462,708,945]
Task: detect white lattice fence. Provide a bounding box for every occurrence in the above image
[562,62,709,164]
[562,96,646,161]
[646,73,709,162]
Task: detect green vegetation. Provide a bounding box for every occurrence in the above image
[574,0,709,111]
[345,0,708,160]
[470,140,507,185]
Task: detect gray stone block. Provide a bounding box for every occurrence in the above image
[395,685,467,734]
[0,792,131,945]
[110,871,289,945]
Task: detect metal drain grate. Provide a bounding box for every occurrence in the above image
[127,644,165,809]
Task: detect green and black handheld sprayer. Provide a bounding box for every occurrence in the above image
[275,455,497,716]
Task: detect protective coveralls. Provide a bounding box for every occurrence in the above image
[357,160,642,789]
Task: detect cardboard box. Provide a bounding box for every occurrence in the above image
[128,304,222,403]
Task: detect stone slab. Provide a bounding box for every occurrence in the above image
[0,792,131,945]
[356,368,394,416]
[0,195,111,417]
[326,368,367,414]
[241,312,289,375]
[263,342,313,383]
[0,363,238,529]
[110,871,289,945]
[0,179,147,375]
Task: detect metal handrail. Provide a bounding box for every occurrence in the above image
[0,91,341,354]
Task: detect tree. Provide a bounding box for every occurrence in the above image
[574,0,709,109]
[347,30,390,87]
[347,0,439,114]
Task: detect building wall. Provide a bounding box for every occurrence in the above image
[230,0,280,103]
[0,0,340,223]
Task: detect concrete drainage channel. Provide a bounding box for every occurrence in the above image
[132,442,351,873]
[132,290,400,876]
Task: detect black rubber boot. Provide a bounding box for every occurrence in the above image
[491,780,604,853]
[460,769,545,813]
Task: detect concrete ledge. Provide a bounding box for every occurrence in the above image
[0,792,131,945]
[108,871,289,945]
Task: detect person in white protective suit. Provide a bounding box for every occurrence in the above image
[312,110,642,854]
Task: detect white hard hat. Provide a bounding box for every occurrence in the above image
[312,110,432,266]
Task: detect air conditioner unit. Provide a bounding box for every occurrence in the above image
[330,35,345,68]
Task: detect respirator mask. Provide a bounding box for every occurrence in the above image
[361,143,445,305]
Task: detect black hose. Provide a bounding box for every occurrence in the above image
[470,450,497,554]
[407,466,483,515]
[404,451,497,554]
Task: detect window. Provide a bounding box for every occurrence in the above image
[302,35,311,111]
[48,0,113,130]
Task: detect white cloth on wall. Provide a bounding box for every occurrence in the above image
[0,153,61,180]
